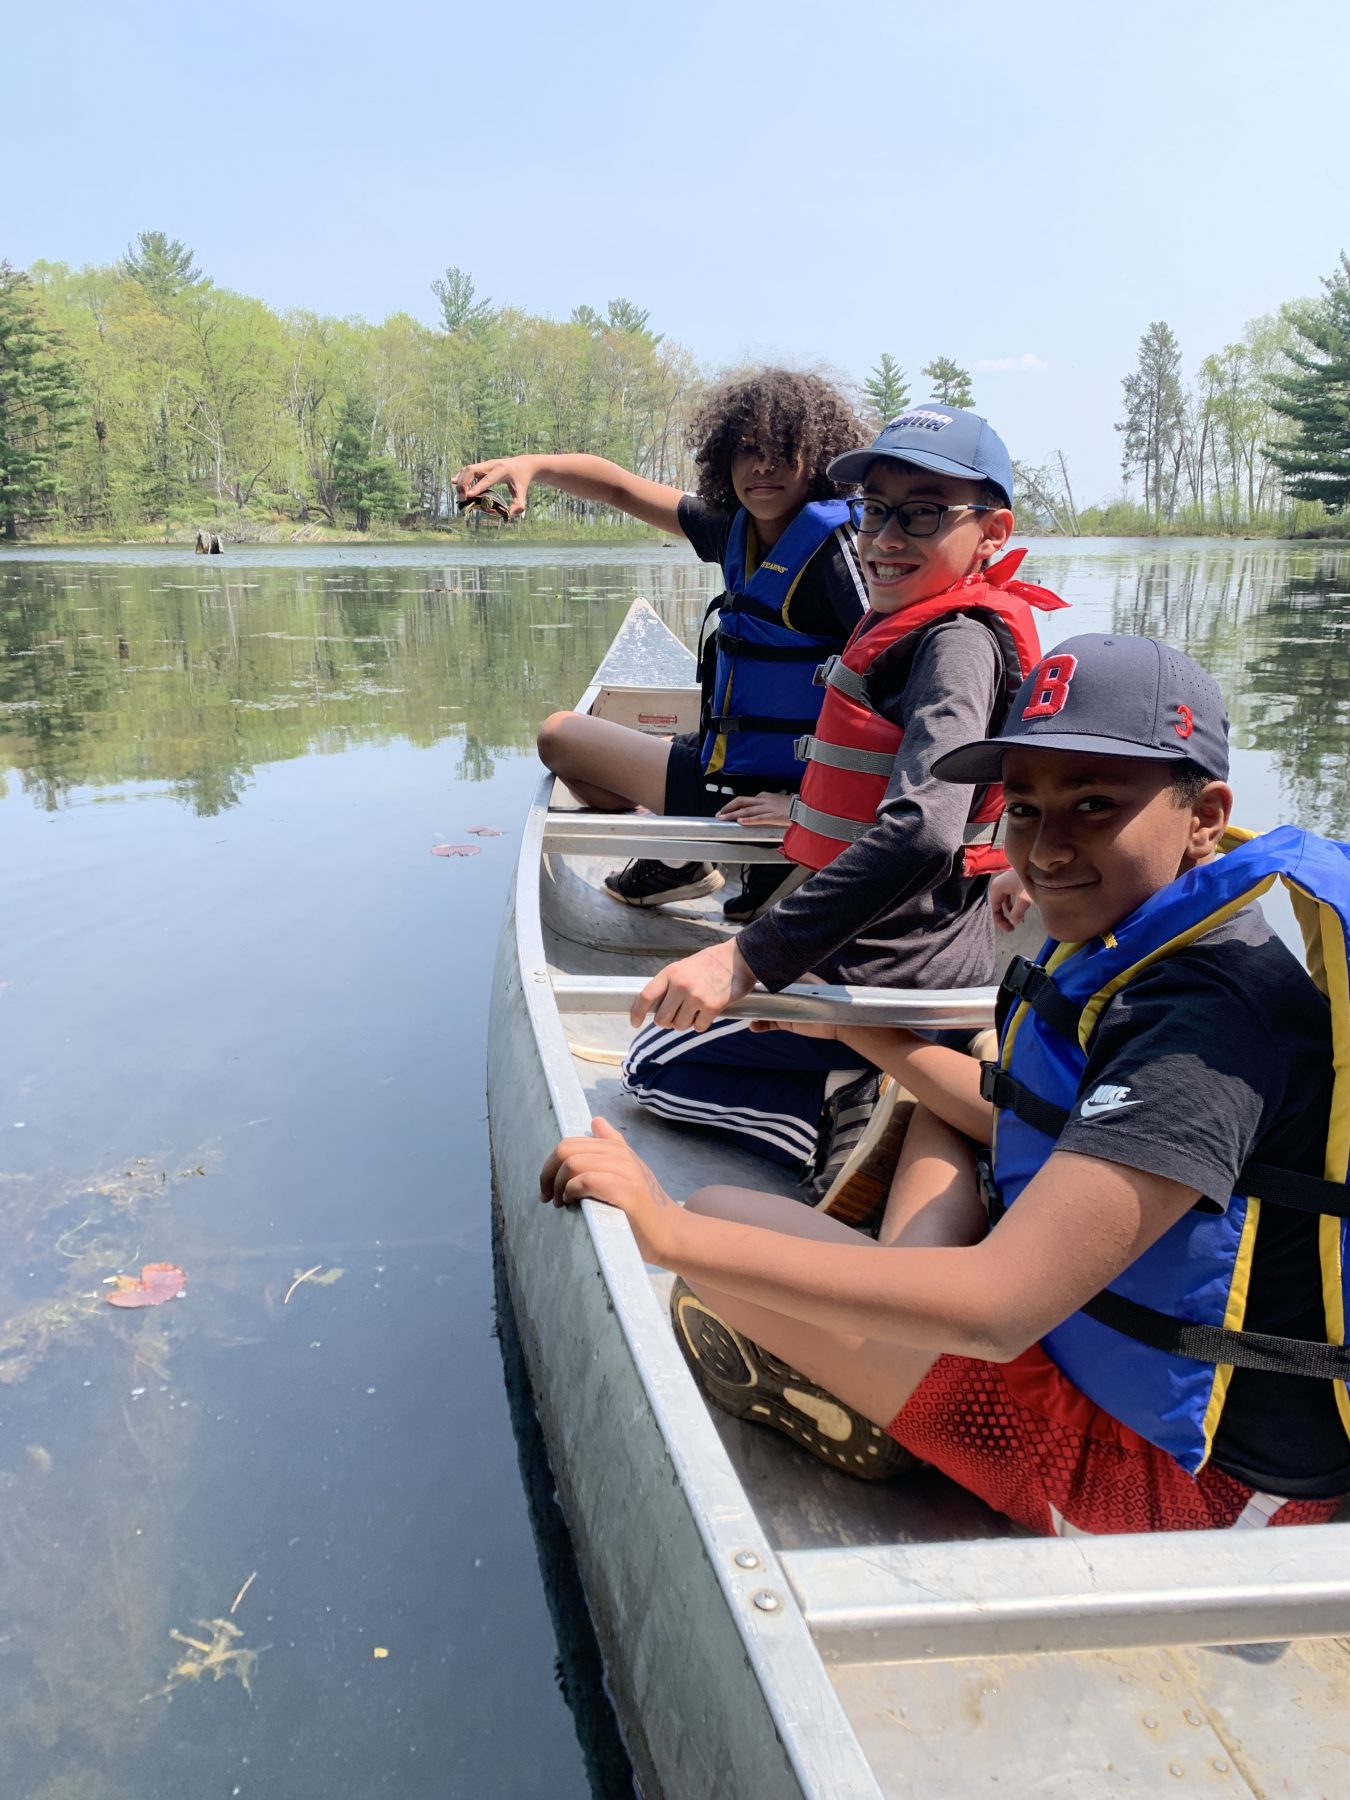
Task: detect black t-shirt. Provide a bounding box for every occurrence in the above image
[677,494,866,639]
[738,613,1006,991]
[1054,902,1350,1498]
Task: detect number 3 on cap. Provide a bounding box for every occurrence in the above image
[1022,653,1078,719]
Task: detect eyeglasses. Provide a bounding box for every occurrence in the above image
[847,497,992,539]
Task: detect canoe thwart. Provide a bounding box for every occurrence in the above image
[779,1525,1350,1663]
[552,974,998,1031]
[545,812,786,845]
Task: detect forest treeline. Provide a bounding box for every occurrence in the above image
[1,233,1347,541]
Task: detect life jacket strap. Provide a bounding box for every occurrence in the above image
[716,628,825,664]
[982,1069,1350,1219]
[1080,1289,1350,1380]
[817,656,871,703]
[707,713,819,737]
[1239,1160,1350,1219]
[979,1062,1072,1137]
[787,796,869,844]
[999,955,1085,1043]
[977,1157,1350,1380]
[794,735,896,776]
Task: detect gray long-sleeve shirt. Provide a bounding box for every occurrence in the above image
[736,613,1006,992]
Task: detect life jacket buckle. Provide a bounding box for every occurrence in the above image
[976,1155,1004,1222]
[978,1060,1003,1106]
[794,735,815,761]
[1001,955,1045,1002]
[814,657,837,688]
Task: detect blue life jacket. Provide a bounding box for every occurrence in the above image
[982,825,1350,1476]
[698,500,856,785]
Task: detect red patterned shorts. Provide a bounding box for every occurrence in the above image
[888,1346,1344,1536]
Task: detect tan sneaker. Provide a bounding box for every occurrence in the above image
[669,1278,918,1480]
[816,1077,916,1231]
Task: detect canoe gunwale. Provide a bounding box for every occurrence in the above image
[489,608,884,1798]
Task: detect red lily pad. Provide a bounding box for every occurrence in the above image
[431,843,481,858]
[106,1262,188,1308]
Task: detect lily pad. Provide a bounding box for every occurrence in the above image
[106,1262,187,1308]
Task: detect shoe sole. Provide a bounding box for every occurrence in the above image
[604,870,725,907]
[669,1279,916,1480]
[818,1080,917,1230]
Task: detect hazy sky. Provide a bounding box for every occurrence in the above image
[12,0,1348,503]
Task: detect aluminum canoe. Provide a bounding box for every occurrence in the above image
[487,597,1350,1799]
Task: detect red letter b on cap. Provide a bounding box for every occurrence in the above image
[1022,653,1078,720]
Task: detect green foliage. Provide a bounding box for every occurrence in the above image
[0,264,82,539]
[431,265,493,335]
[920,356,973,409]
[1117,321,1185,521]
[119,230,203,303]
[864,353,909,423]
[1267,252,1350,513]
[330,394,409,530]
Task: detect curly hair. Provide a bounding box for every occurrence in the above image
[688,368,864,511]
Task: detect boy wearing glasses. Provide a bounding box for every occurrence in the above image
[622,406,1065,1183]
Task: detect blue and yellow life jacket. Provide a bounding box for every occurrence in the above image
[981,824,1350,1475]
[698,500,858,785]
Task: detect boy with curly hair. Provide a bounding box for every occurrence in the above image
[455,368,868,920]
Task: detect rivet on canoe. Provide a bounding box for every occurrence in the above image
[734,1550,760,1571]
[752,1590,781,1613]
[1214,1761,1229,1775]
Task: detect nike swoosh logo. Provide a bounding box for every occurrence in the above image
[1079,1097,1142,1119]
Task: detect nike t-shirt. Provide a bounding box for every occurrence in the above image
[1053,901,1350,1498]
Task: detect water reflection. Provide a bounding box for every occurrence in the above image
[0,556,714,814]
[1003,539,1350,837]
[0,540,1347,1798]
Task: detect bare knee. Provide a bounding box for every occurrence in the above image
[536,710,577,774]
[685,1185,747,1221]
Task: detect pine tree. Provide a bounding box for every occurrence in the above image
[921,356,974,409]
[431,267,492,335]
[1267,252,1350,513]
[120,231,203,303]
[331,395,408,531]
[1116,322,1186,520]
[0,264,81,539]
[864,353,909,422]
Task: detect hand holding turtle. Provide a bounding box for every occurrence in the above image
[454,456,538,519]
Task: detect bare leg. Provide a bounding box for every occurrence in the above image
[876,1106,986,1250]
[680,1115,982,1425]
[537,712,673,813]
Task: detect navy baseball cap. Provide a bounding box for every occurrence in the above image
[827,403,1015,508]
[932,633,1230,784]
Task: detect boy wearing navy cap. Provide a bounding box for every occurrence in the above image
[622,404,1065,1189]
[543,635,1350,1534]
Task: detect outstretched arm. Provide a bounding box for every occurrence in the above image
[542,1126,1201,1363]
[454,454,687,535]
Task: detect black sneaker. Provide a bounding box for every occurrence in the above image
[721,860,808,923]
[802,1071,881,1205]
[669,1278,918,1479]
[603,859,724,908]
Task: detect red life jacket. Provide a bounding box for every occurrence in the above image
[781,549,1069,874]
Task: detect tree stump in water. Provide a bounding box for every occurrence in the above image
[194,530,223,555]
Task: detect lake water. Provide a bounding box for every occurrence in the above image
[1,537,1347,1799]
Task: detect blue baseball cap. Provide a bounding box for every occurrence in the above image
[932,633,1231,785]
[827,403,1015,508]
